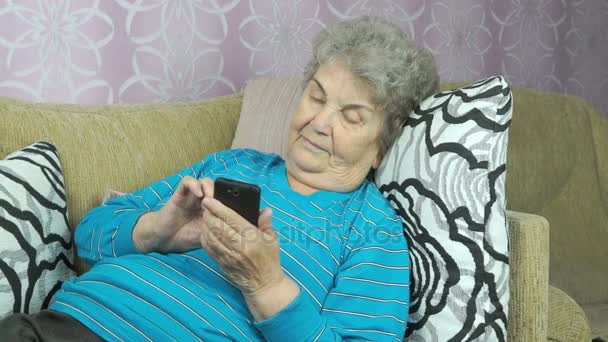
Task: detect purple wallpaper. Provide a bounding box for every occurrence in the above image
[0,1,606,116]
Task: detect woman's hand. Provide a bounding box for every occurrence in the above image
[133,176,214,254]
[200,197,300,320]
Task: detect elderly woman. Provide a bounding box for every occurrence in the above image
[1,16,438,341]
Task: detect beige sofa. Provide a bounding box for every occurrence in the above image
[1,83,599,340]
[497,87,607,341]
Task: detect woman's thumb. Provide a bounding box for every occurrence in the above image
[257,208,274,234]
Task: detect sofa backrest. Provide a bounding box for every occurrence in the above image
[0,95,242,233]
[506,87,607,305]
[2,84,606,306]
[441,84,607,306]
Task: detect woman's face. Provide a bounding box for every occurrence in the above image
[286,62,384,193]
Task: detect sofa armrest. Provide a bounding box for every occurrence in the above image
[506,210,550,341]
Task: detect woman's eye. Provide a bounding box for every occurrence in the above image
[310,95,325,104]
[342,110,361,123]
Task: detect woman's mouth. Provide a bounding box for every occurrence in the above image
[302,136,326,152]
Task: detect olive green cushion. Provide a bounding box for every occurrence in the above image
[0,96,242,232]
[441,83,608,309]
[548,286,592,342]
[504,88,608,306]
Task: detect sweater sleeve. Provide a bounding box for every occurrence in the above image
[255,212,410,341]
[74,156,214,267]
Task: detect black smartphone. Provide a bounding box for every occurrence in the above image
[214,177,261,226]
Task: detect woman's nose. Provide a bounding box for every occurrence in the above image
[310,106,333,136]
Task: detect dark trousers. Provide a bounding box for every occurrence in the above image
[0,310,103,341]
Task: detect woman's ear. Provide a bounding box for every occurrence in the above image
[372,151,382,169]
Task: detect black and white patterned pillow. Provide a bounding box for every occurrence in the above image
[375,77,512,341]
[0,142,75,317]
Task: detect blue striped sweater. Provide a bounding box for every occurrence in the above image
[50,149,410,341]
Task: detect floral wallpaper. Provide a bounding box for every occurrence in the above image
[0,0,606,116]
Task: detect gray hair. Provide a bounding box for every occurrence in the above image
[303,16,439,157]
